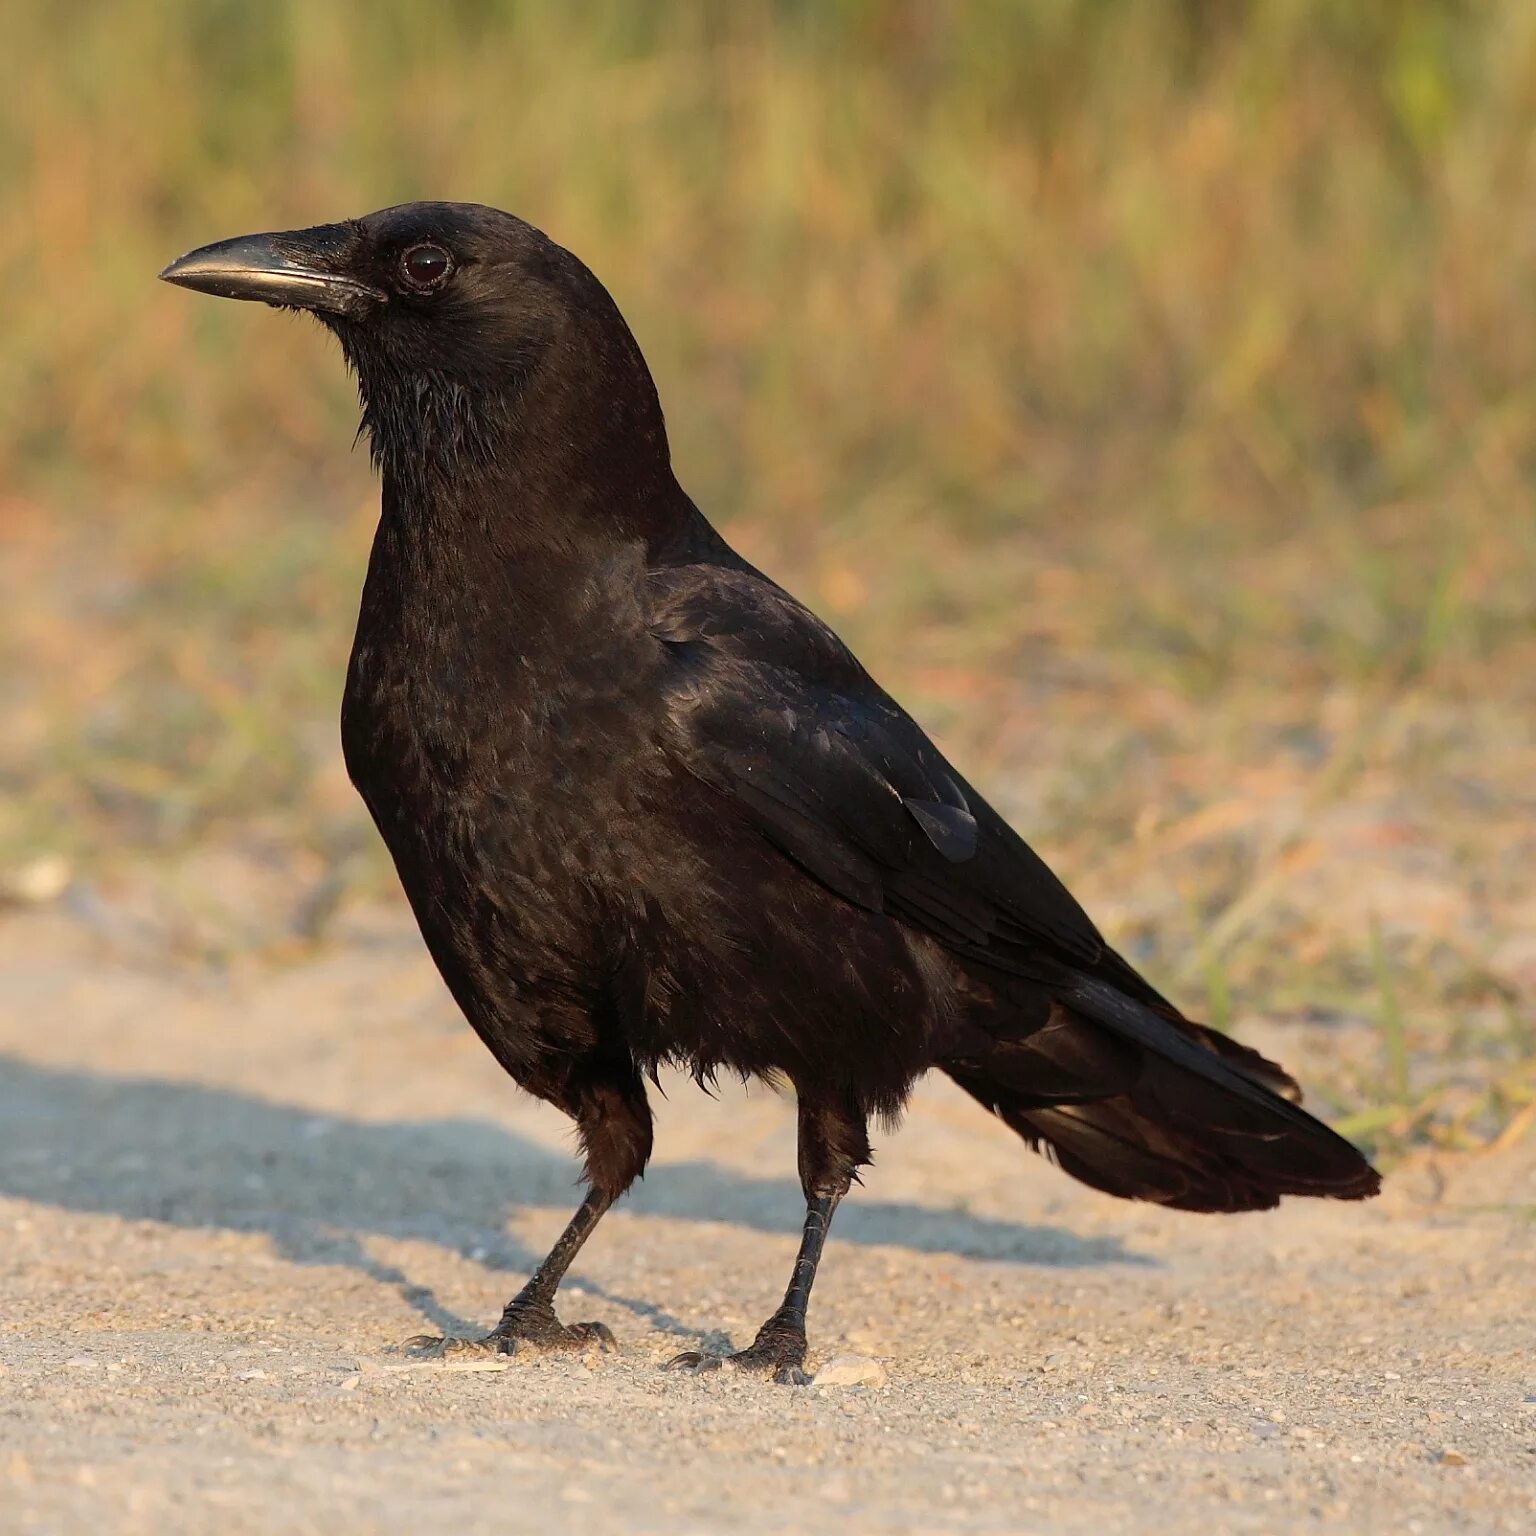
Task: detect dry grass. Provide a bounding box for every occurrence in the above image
[2,2,1533,1158]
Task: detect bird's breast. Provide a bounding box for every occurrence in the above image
[340,572,670,889]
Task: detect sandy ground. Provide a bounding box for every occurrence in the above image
[1,896,1532,1536]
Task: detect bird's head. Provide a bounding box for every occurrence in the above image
[160,202,671,512]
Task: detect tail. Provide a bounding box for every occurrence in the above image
[943,976,1380,1214]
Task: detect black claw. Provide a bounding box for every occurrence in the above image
[665,1335,808,1380]
[568,1320,618,1351]
[401,1313,614,1359]
[399,1332,507,1359]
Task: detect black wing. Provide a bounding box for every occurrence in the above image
[649,559,1124,986]
[647,556,1379,1211]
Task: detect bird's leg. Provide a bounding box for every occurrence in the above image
[712,1189,842,1382]
[670,1092,869,1385]
[404,1071,651,1358]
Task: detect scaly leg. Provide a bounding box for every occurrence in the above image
[670,1092,869,1384]
[405,1069,652,1357]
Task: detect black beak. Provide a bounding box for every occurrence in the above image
[158,227,386,319]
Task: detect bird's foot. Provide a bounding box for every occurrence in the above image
[401,1302,616,1358]
[667,1318,809,1386]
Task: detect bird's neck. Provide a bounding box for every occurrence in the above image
[353,314,691,558]
[355,357,701,664]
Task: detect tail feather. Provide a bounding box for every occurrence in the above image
[944,976,1380,1214]
[1171,1019,1301,1102]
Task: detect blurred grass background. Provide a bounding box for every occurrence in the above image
[1,0,1533,1159]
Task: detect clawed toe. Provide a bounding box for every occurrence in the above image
[399,1313,616,1359]
[400,1332,508,1358]
[664,1335,809,1385]
[566,1320,618,1351]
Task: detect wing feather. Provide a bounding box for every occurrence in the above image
[651,561,1110,975]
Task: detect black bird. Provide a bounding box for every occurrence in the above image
[160,204,1379,1380]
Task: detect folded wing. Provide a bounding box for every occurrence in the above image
[650,558,1380,1209]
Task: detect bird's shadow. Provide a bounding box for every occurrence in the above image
[0,1055,1150,1344]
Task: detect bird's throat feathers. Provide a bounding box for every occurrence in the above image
[337,309,685,554]
[351,358,510,494]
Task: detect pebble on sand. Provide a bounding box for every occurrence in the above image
[813,1355,888,1388]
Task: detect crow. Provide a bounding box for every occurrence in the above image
[160,203,1379,1381]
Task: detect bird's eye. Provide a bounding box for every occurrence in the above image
[399,243,454,292]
